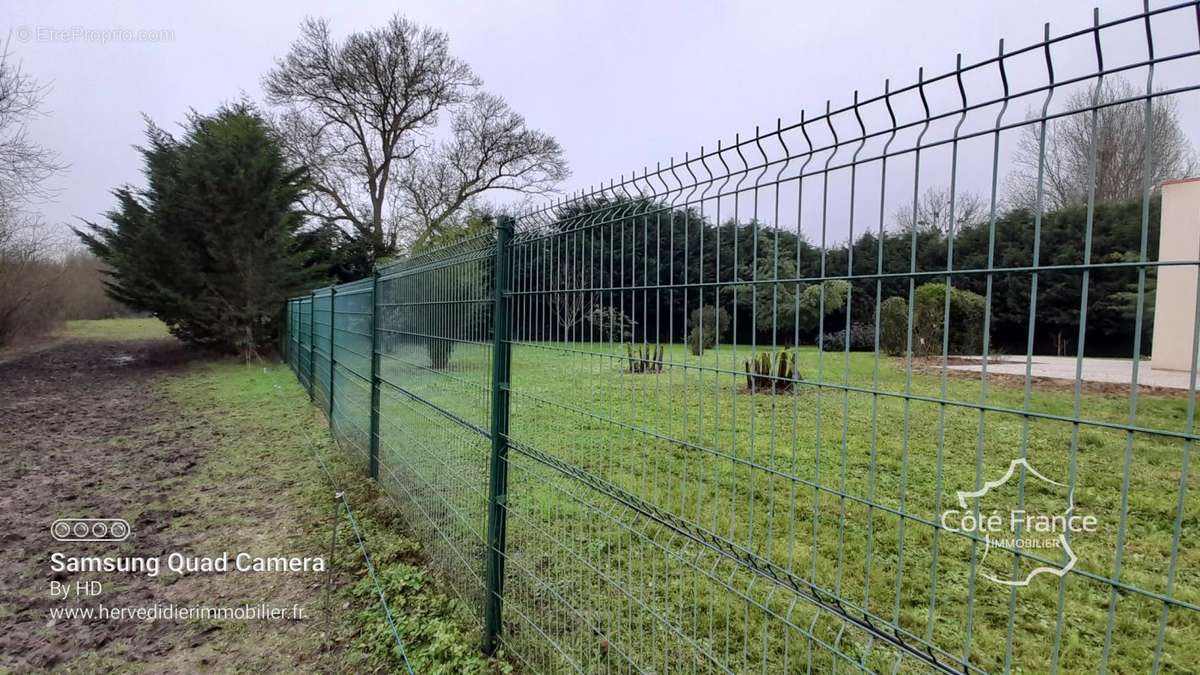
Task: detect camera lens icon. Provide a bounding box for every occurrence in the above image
[51,518,132,542]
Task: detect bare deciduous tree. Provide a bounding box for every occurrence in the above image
[400,92,569,250]
[0,38,67,346]
[0,201,63,346]
[894,186,986,233]
[1006,78,1197,211]
[0,37,63,207]
[548,262,595,338]
[263,16,568,257]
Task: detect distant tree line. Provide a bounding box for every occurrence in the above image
[516,194,1159,357]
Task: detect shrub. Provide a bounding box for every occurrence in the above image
[880,297,909,356]
[948,286,986,354]
[57,252,134,320]
[796,279,851,329]
[687,305,730,355]
[587,305,637,342]
[912,283,986,356]
[0,214,63,346]
[720,256,849,338]
[822,323,877,352]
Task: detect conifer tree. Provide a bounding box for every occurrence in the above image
[77,104,312,359]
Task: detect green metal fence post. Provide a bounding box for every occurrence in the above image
[483,215,514,655]
[308,292,315,401]
[368,268,381,480]
[328,286,337,422]
[293,299,299,371]
[291,299,298,372]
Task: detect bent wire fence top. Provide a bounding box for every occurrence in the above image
[286,2,1200,673]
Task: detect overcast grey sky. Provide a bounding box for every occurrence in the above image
[5,0,1198,243]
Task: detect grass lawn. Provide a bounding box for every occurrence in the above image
[352,338,1198,674]
[62,317,172,340]
[166,356,502,674]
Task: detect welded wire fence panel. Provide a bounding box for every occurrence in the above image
[331,278,375,466]
[495,3,1200,672]
[288,298,300,373]
[311,288,333,413]
[297,296,313,392]
[281,3,1200,673]
[373,235,498,626]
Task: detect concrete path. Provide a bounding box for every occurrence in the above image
[945,355,1196,390]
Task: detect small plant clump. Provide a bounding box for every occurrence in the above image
[744,350,801,393]
[626,343,664,374]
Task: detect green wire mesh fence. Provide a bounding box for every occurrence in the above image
[285,2,1200,672]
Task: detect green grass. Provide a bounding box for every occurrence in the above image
[114,324,499,667]
[341,339,1199,674]
[163,360,496,672]
[62,317,172,340]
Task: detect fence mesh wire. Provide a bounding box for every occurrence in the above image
[285,3,1200,672]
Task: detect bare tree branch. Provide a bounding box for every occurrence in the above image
[0,36,65,208]
[399,92,568,249]
[264,15,566,257]
[1006,78,1197,211]
[894,186,986,234]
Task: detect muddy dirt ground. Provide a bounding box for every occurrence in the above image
[0,339,324,673]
